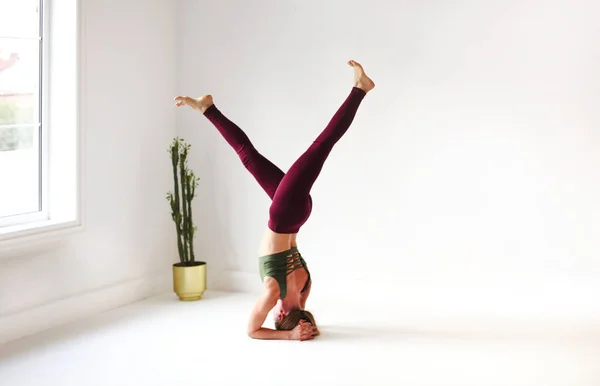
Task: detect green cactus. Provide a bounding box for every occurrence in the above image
[167,137,200,264]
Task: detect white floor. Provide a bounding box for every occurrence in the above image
[1,290,599,386]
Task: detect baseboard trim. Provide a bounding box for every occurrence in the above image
[0,272,172,345]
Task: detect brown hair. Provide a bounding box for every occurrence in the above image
[275,309,317,331]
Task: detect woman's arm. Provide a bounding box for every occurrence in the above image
[247,280,291,340]
[299,280,312,310]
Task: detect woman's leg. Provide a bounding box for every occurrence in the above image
[203,104,285,199]
[268,60,375,233]
[268,87,366,233]
[175,95,284,199]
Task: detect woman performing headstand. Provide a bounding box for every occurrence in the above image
[175,60,375,341]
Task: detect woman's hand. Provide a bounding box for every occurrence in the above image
[289,320,319,341]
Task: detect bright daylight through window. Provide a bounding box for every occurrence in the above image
[0,0,44,226]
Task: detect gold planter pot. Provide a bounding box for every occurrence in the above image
[173,262,207,301]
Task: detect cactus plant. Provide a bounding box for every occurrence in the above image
[166,137,200,265]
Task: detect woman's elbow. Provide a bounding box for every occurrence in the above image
[247,327,258,339]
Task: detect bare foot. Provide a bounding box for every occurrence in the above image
[348,60,375,93]
[174,94,214,113]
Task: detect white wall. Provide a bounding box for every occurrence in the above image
[1,0,598,345]
[177,0,600,303]
[0,0,177,343]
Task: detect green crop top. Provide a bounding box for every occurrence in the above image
[258,247,311,299]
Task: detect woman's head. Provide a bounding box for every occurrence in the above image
[275,309,317,331]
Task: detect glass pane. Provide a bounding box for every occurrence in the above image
[0,94,37,125]
[0,125,40,217]
[0,0,40,38]
[0,38,40,125]
[0,125,35,150]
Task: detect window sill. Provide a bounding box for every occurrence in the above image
[0,218,83,252]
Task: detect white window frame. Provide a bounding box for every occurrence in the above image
[0,0,48,228]
[0,0,83,247]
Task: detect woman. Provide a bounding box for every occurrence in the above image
[175,60,375,341]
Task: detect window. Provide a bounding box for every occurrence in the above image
[0,0,80,242]
[0,0,45,226]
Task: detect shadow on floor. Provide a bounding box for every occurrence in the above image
[0,290,240,361]
[317,324,600,345]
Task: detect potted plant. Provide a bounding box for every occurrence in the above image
[166,137,206,301]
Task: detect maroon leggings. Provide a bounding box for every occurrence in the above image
[204,87,366,234]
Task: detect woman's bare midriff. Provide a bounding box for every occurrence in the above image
[258,227,297,256]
